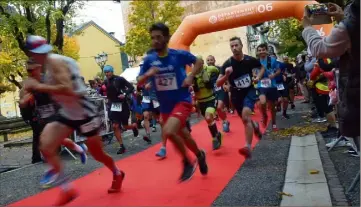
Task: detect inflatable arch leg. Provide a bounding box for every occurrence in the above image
[169,0,333,69]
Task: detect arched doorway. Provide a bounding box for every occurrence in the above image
[169,1,333,53]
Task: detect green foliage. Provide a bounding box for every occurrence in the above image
[0,0,83,93]
[121,1,184,58]
[268,18,305,58]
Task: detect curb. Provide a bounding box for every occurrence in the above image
[315,132,351,206]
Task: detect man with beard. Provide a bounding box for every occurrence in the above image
[137,22,208,182]
[103,65,139,154]
[216,37,263,159]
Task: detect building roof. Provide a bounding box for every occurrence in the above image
[69,20,124,45]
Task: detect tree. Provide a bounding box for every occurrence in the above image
[268,18,305,58]
[0,0,83,93]
[62,35,80,60]
[121,1,184,58]
[267,0,349,58]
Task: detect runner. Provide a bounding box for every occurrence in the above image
[19,59,88,189]
[256,43,281,131]
[192,56,223,150]
[137,22,208,181]
[206,55,230,132]
[140,78,160,144]
[274,55,290,119]
[24,35,125,205]
[216,36,263,159]
[19,59,87,188]
[103,65,140,154]
[283,56,296,109]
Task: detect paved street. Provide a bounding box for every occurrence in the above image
[0,100,359,206]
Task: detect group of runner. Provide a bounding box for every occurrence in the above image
[20,22,298,205]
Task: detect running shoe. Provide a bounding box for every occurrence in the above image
[41,172,69,189]
[222,121,230,132]
[197,149,208,175]
[117,145,126,154]
[179,159,197,182]
[152,126,157,132]
[239,147,251,159]
[155,147,166,158]
[212,132,223,150]
[79,143,88,164]
[143,135,152,144]
[108,171,125,193]
[54,188,78,206]
[40,169,59,189]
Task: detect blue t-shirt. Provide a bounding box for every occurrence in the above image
[141,81,158,101]
[257,57,279,88]
[139,49,196,113]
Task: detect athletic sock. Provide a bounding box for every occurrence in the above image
[245,144,251,149]
[208,122,219,138]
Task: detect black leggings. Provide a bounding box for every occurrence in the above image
[315,93,333,117]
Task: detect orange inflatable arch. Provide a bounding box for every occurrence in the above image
[169,0,333,64]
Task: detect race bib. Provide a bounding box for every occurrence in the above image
[277,83,285,91]
[80,117,100,134]
[111,103,122,112]
[155,73,178,91]
[234,74,251,88]
[152,100,160,108]
[38,104,55,118]
[142,96,151,103]
[260,78,272,88]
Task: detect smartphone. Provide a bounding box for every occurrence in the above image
[305,4,332,25]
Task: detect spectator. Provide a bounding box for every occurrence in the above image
[282,56,296,109]
[87,80,100,97]
[295,53,310,103]
[302,1,360,145]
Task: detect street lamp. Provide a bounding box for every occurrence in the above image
[94,52,108,79]
[128,56,134,68]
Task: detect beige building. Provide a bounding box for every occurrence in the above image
[121,1,249,66]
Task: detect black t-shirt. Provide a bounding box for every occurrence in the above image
[221,55,262,92]
[284,63,294,74]
[104,75,134,104]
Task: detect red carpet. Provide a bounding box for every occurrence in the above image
[10,111,267,206]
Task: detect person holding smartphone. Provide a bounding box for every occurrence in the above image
[302,1,360,142]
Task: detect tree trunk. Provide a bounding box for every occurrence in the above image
[54,18,65,52]
[46,13,51,43]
